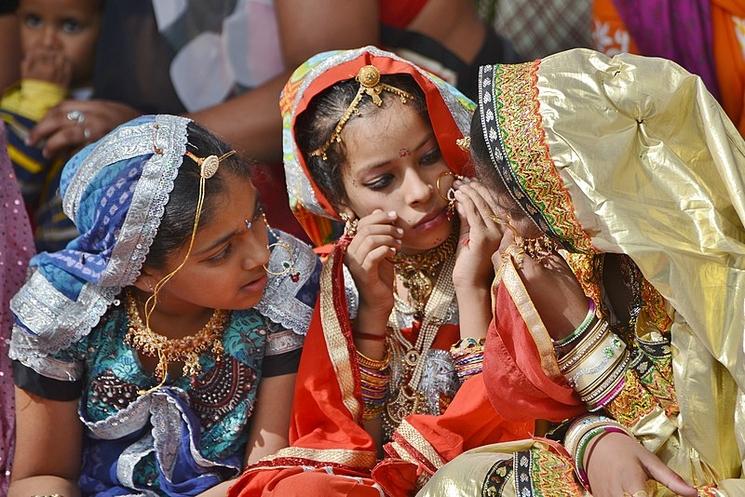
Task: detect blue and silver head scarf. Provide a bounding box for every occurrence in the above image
[10,114,191,361]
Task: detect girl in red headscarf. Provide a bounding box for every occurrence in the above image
[227,46,538,497]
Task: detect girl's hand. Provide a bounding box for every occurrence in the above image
[586,432,697,497]
[452,179,503,291]
[345,209,401,326]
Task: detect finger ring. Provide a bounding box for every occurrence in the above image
[489,213,503,224]
[632,492,648,497]
[83,128,91,140]
[66,110,86,124]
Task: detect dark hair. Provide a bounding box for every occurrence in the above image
[145,121,253,268]
[295,74,428,207]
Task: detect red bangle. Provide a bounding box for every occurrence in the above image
[356,331,387,341]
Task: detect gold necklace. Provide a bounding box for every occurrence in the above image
[383,246,456,440]
[393,232,457,319]
[125,292,229,381]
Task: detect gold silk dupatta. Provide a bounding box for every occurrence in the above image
[476,48,745,495]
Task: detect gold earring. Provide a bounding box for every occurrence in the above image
[436,171,462,220]
[340,212,359,238]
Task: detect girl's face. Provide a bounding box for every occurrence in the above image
[141,176,271,312]
[339,98,455,253]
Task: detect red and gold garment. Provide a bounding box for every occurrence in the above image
[227,46,540,497]
[472,49,745,496]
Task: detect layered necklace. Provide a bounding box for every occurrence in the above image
[125,291,230,382]
[383,233,457,439]
[393,233,457,319]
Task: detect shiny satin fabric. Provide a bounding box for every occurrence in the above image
[476,48,745,495]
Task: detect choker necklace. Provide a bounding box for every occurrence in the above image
[393,232,457,319]
[125,291,229,381]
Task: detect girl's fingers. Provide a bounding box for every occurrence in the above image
[454,189,486,231]
[351,234,401,255]
[357,209,398,229]
[361,245,397,273]
[458,183,496,225]
[641,452,697,497]
[355,222,403,239]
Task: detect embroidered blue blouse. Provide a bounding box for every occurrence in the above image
[12,231,320,496]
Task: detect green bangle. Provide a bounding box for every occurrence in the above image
[554,299,596,347]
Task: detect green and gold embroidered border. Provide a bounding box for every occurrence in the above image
[491,61,593,253]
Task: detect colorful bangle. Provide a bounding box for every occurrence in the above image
[558,319,609,370]
[358,348,391,420]
[450,337,486,383]
[554,299,596,347]
[564,415,630,492]
[357,348,390,370]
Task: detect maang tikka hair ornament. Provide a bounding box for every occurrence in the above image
[311,65,416,160]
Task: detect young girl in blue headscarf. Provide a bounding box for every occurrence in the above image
[7,114,321,497]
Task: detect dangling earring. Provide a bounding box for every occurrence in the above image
[436,171,463,220]
[340,212,359,238]
[262,214,300,282]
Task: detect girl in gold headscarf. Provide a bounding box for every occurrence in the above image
[422,48,745,496]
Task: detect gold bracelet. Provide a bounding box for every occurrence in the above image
[357,347,390,370]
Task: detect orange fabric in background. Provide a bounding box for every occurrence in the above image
[593,0,745,135]
[591,0,639,54]
[712,0,745,134]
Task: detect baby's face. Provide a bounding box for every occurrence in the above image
[18,0,101,87]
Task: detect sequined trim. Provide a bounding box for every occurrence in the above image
[116,434,157,496]
[11,115,190,358]
[478,63,593,253]
[9,271,114,356]
[342,264,360,320]
[253,446,376,470]
[102,115,189,288]
[106,390,239,490]
[320,252,361,420]
[265,329,304,356]
[256,231,320,336]
[8,326,82,380]
[394,419,446,471]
